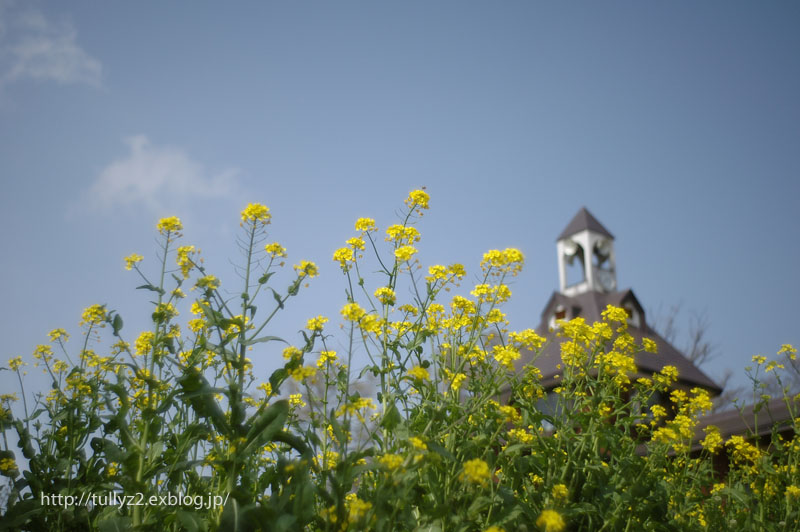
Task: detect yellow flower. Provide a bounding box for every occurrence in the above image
[460,458,492,487]
[407,365,430,381]
[80,304,107,327]
[378,454,404,471]
[752,355,767,365]
[409,436,427,451]
[282,346,302,360]
[727,435,762,463]
[484,527,505,532]
[778,344,797,361]
[134,331,155,356]
[493,345,520,370]
[450,372,467,391]
[654,365,679,387]
[355,217,377,232]
[307,316,328,332]
[293,261,318,278]
[346,495,372,523]
[508,428,534,444]
[480,248,524,276]
[394,245,417,262]
[265,242,287,257]
[642,337,658,353]
[347,236,365,250]
[650,404,667,420]
[0,457,18,473]
[289,366,317,382]
[509,329,546,350]
[552,483,568,500]
[48,328,69,342]
[405,189,430,209]
[8,356,24,371]
[536,509,566,532]
[289,393,306,408]
[786,485,800,499]
[341,303,366,322]
[194,275,220,291]
[176,245,196,278]
[317,350,337,368]
[124,253,143,270]
[374,286,396,305]
[333,247,355,269]
[427,264,448,282]
[701,426,724,454]
[156,216,183,234]
[601,304,628,323]
[240,203,271,224]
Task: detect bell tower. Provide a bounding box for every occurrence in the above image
[556,207,616,296]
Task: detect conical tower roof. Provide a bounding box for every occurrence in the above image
[557,207,614,241]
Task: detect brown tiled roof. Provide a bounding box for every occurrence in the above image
[557,207,614,241]
[694,398,795,445]
[515,289,723,395]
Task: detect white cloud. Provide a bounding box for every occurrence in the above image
[0,2,102,89]
[86,135,240,214]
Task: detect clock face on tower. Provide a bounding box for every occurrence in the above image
[595,268,615,291]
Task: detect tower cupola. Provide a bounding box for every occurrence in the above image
[556,207,617,296]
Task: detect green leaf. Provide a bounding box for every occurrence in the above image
[272,288,284,309]
[112,314,124,336]
[98,516,133,532]
[258,271,274,285]
[136,283,166,296]
[241,401,289,457]
[178,369,231,437]
[269,368,287,394]
[380,403,402,431]
[176,510,207,532]
[242,335,286,346]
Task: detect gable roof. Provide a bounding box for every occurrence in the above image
[557,207,614,241]
[691,398,795,452]
[517,289,723,395]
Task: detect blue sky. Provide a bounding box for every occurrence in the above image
[1,1,798,399]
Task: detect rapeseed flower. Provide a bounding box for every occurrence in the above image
[48,328,69,342]
[552,484,568,500]
[265,242,287,257]
[536,509,565,532]
[240,203,271,224]
[156,216,182,234]
[460,458,491,487]
[378,454,404,471]
[405,189,430,209]
[394,245,417,262]
[80,304,107,327]
[408,436,427,451]
[778,343,797,360]
[124,253,143,270]
[407,365,429,381]
[333,247,354,269]
[294,260,319,278]
[317,350,337,368]
[642,337,658,353]
[701,426,724,453]
[306,316,328,332]
[354,217,376,232]
[289,366,317,382]
[341,303,366,322]
[374,286,396,305]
